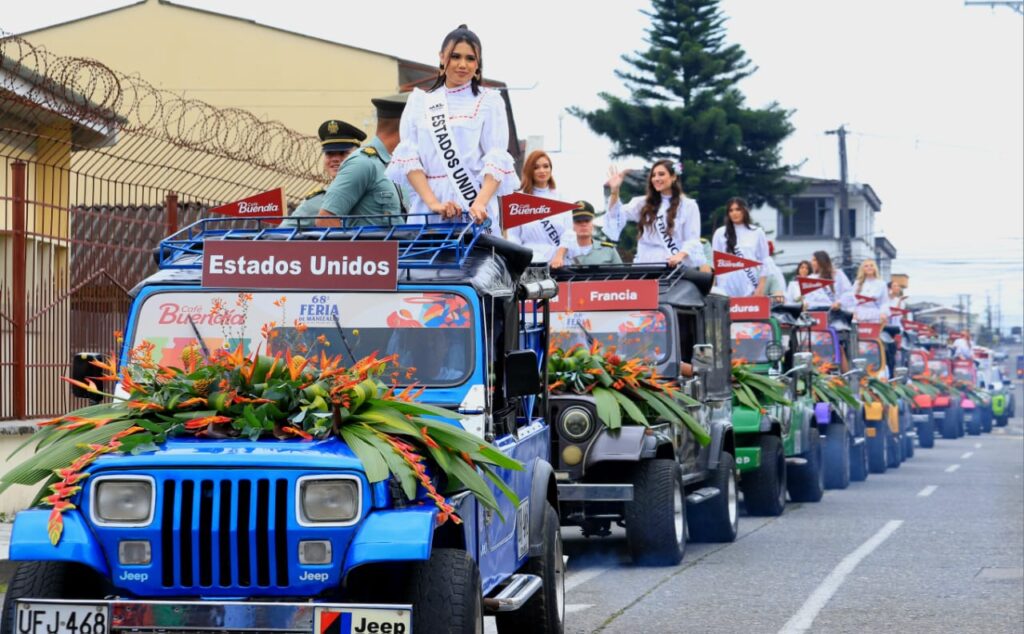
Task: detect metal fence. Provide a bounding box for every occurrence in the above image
[0,32,325,419]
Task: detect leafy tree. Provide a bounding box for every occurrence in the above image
[575,0,802,235]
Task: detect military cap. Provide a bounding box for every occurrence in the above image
[318,119,366,153]
[371,93,410,119]
[572,200,596,221]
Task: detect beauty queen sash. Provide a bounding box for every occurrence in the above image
[653,212,681,257]
[423,89,488,229]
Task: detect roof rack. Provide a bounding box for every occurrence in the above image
[553,264,713,292]
[157,214,489,270]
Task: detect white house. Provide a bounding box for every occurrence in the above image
[752,176,897,280]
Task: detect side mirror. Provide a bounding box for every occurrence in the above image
[70,352,109,402]
[793,351,814,372]
[765,342,785,363]
[506,350,540,398]
[909,360,926,375]
[894,367,909,381]
[852,358,868,372]
[692,344,714,373]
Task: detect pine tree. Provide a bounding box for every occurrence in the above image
[574,0,801,235]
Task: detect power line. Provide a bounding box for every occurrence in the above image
[964,1,1024,15]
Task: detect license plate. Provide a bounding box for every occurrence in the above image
[15,601,109,634]
[313,606,411,634]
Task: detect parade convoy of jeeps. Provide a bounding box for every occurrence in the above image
[1,199,1014,634]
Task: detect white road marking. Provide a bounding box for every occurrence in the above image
[961,451,974,459]
[565,604,593,614]
[778,520,903,634]
[945,464,961,473]
[974,442,982,449]
[917,485,938,497]
[564,566,611,593]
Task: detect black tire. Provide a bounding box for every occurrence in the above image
[625,459,686,566]
[495,503,564,634]
[849,439,869,482]
[941,411,958,440]
[903,431,915,459]
[965,409,981,436]
[918,414,935,448]
[688,452,739,543]
[867,424,888,474]
[740,435,786,516]
[2,561,109,632]
[410,549,483,634]
[980,408,993,433]
[886,427,903,469]
[996,415,1009,428]
[956,407,966,437]
[788,427,825,502]
[823,423,851,490]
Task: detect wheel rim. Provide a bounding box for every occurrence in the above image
[673,477,685,546]
[727,468,738,527]
[554,533,565,624]
[777,446,786,506]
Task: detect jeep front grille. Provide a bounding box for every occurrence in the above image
[160,477,289,588]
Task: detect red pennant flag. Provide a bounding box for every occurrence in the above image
[713,250,761,273]
[797,276,834,296]
[890,306,909,316]
[855,294,875,305]
[210,188,286,226]
[500,192,578,230]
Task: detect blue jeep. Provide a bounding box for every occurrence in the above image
[3,217,564,633]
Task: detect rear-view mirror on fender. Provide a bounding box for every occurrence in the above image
[70,352,109,402]
[506,349,540,398]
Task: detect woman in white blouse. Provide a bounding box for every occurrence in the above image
[505,150,574,267]
[786,260,812,304]
[804,251,852,310]
[852,259,890,323]
[386,25,519,230]
[603,161,704,267]
[711,197,769,297]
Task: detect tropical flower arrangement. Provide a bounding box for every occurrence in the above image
[730,361,791,412]
[548,341,707,444]
[809,362,860,410]
[1,338,520,546]
[858,375,902,406]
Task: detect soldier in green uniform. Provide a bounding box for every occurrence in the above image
[286,119,367,226]
[315,94,408,227]
[569,200,622,265]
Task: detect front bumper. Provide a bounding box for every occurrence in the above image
[557,483,633,502]
[16,598,411,633]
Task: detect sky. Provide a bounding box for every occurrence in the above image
[3,0,1022,332]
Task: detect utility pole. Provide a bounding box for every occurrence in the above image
[957,295,966,331]
[826,126,851,276]
[986,292,993,340]
[966,294,972,334]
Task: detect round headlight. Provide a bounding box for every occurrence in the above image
[559,406,594,442]
[299,478,360,525]
[765,342,785,363]
[94,479,153,524]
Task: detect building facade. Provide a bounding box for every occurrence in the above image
[751,176,897,280]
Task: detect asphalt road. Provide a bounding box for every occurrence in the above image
[532,379,1024,634]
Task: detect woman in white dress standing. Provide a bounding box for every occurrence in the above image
[505,150,574,268]
[804,251,852,310]
[711,197,769,297]
[386,25,519,230]
[603,161,704,267]
[785,260,812,305]
[851,259,890,324]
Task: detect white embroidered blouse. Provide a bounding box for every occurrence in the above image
[386,84,519,230]
[603,194,704,266]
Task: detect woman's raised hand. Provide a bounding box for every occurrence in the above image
[606,166,628,194]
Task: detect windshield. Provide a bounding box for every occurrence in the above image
[799,331,837,366]
[953,366,974,382]
[857,341,883,373]
[928,360,950,377]
[550,310,668,362]
[130,291,475,386]
[731,322,774,364]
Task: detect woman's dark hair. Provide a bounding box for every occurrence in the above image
[796,260,812,277]
[428,24,483,96]
[723,196,751,254]
[812,250,834,280]
[638,160,682,236]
